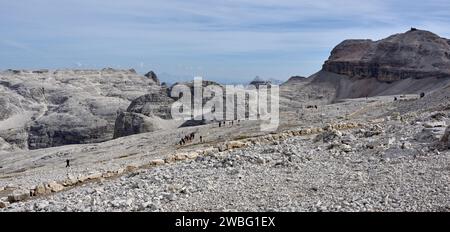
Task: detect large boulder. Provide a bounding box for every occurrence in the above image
[416,128,445,143]
[440,126,450,149]
[415,121,447,143]
[0,137,12,151]
[314,129,342,143]
[7,189,30,203]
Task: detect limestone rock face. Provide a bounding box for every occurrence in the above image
[113,91,175,138]
[0,69,160,150]
[113,80,224,138]
[126,92,174,119]
[114,112,160,138]
[323,29,450,82]
[280,30,450,102]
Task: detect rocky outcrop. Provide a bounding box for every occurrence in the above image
[125,92,174,119]
[0,69,160,150]
[114,112,165,138]
[114,80,225,138]
[323,29,450,82]
[249,76,271,87]
[440,125,450,149]
[7,189,30,203]
[113,91,175,138]
[280,29,450,102]
[144,71,160,86]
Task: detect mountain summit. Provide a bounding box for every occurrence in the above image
[322,29,450,82]
[282,29,450,102]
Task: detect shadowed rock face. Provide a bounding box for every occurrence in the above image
[0,69,160,150]
[126,92,174,119]
[113,91,175,138]
[113,112,160,139]
[323,29,450,82]
[113,80,224,139]
[144,71,160,86]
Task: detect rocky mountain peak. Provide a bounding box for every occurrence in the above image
[249,76,271,86]
[322,29,450,82]
[144,71,160,85]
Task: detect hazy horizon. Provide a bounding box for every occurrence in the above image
[2,0,450,82]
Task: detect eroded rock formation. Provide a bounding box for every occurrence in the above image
[0,69,160,150]
[113,91,175,138]
[323,29,450,82]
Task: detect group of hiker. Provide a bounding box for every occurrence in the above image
[393,92,425,101]
[178,132,203,146]
[218,120,240,127]
[305,105,318,110]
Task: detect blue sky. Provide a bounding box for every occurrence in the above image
[1,0,450,83]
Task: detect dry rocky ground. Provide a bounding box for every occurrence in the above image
[1,93,449,212]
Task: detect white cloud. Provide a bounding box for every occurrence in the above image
[1,40,30,51]
[1,0,450,80]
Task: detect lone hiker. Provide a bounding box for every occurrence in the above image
[200,136,203,143]
[66,159,70,168]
